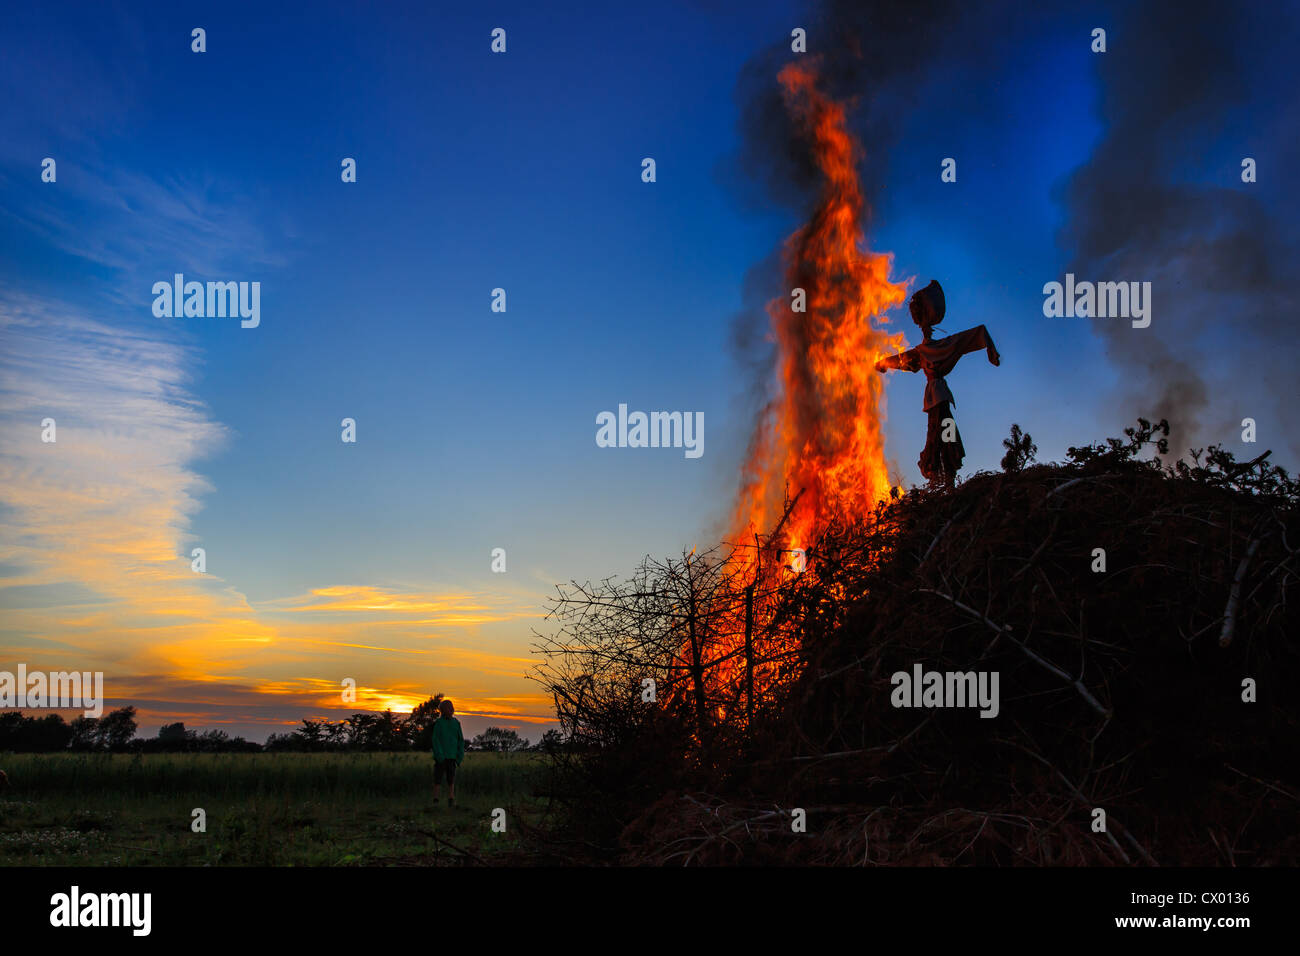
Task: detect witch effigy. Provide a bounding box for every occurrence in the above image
[875,280,1001,488]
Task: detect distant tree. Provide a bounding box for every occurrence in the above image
[323,721,348,749]
[406,694,446,751]
[264,731,301,752]
[68,715,99,751]
[374,710,404,751]
[296,719,326,751]
[537,728,566,754]
[35,714,73,751]
[96,706,137,750]
[345,713,379,750]
[157,722,196,750]
[0,712,73,752]
[0,712,27,750]
[195,729,234,752]
[471,727,529,752]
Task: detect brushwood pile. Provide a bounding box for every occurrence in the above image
[533,421,1299,865]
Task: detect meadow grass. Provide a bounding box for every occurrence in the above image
[0,752,546,866]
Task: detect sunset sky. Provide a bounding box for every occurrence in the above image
[2,1,1293,741]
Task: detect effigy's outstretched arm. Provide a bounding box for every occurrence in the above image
[982,327,1001,366]
[951,324,1001,367]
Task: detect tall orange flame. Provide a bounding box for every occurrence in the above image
[732,62,908,555]
[671,64,909,731]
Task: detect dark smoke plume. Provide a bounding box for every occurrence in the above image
[725,0,964,216]
[1059,0,1300,458]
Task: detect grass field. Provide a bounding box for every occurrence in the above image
[0,752,547,866]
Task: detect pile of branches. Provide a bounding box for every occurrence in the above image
[533,420,1300,865]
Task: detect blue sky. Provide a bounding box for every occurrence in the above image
[1,0,1285,741]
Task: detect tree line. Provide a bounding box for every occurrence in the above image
[0,694,563,754]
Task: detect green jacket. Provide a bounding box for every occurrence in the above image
[431,716,465,764]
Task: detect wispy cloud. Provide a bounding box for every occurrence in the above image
[0,11,288,301]
[2,166,289,307]
[0,289,270,673]
[267,583,537,625]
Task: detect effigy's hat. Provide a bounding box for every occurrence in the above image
[909,279,946,327]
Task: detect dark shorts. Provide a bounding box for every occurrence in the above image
[434,759,458,785]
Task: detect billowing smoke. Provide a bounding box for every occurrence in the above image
[726,0,963,216]
[1059,0,1300,459]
